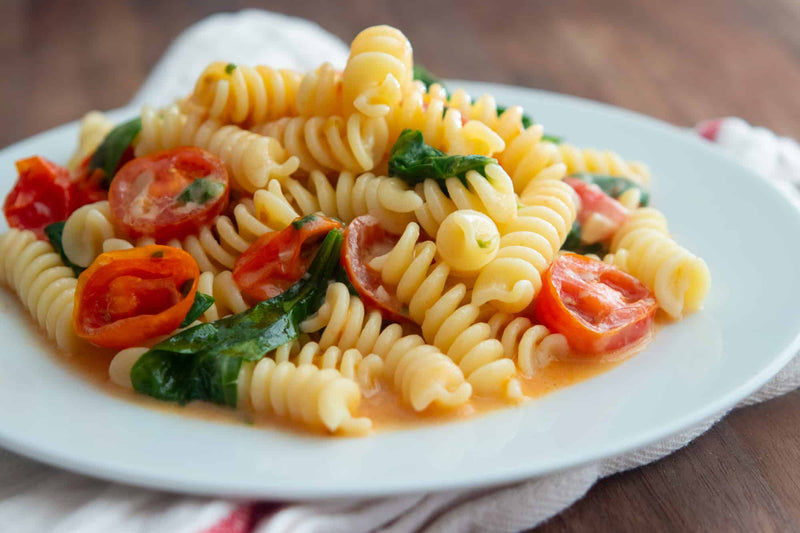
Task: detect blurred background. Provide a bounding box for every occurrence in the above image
[2,1,799,531]
[2,0,799,147]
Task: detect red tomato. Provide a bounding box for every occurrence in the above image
[341,215,408,322]
[564,177,630,226]
[73,245,199,349]
[535,253,656,355]
[69,155,109,209]
[108,147,229,241]
[3,156,73,239]
[233,215,343,301]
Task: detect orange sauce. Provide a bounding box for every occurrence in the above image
[3,286,642,435]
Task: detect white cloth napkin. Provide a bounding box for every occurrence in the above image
[2,10,800,533]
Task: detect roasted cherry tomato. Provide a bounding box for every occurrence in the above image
[535,253,657,355]
[3,156,73,239]
[233,215,343,301]
[73,245,199,349]
[108,147,229,241]
[68,154,111,209]
[341,215,408,322]
[565,177,629,226]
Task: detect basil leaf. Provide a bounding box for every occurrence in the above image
[292,213,318,230]
[560,220,607,256]
[541,133,563,144]
[44,221,85,277]
[176,178,225,205]
[180,293,215,328]
[88,117,141,187]
[225,63,237,74]
[389,129,496,188]
[570,173,649,206]
[131,230,343,407]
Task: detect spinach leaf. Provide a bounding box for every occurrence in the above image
[225,63,237,74]
[570,173,649,206]
[413,63,445,93]
[388,129,496,187]
[541,133,563,144]
[88,117,142,187]
[179,293,216,328]
[176,178,225,205]
[130,229,343,407]
[44,221,85,277]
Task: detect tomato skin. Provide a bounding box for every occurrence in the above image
[73,245,199,349]
[233,215,343,301]
[109,147,229,241]
[3,157,73,239]
[341,215,408,322]
[535,253,656,355]
[564,177,629,226]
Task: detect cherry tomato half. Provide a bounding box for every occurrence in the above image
[109,147,229,241]
[233,215,343,301]
[535,253,656,355]
[341,215,408,322]
[3,156,73,239]
[564,177,630,226]
[73,245,199,349]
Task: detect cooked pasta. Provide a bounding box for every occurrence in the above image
[252,113,389,174]
[183,61,302,125]
[64,199,285,274]
[67,111,114,171]
[138,105,299,192]
[605,208,711,318]
[1,22,712,438]
[301,282,473,410]
[342,25,413,118]
[369,224,522,400]
[472,178,578,312]
[391,84,505,156]
[499,125,568,194]
[252,171,422,235]
[413,163,518,237]
[237,358,372,435]
[0,229,82,353]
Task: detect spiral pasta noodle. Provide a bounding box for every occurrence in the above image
[252,113,389,174]
[183,61,302,125]
[301,282,473,410]
[605,208,710,318]
[413,163,518,237]
[66,199,286,274]
[296,62,345,118]
[445,88,528,145]
[472,178,578,313]
[239,358,372,435]
[342,25,413,118]
[0,229,82,353]
[290,342,384,396]
[137,105,299,192]
[67,111,114,171]
[551,143,651,185]
[498,125,568,194]
[253,171,422,235]
[487,313,569,377]
[369,224,522,400]
[390,84,505,157]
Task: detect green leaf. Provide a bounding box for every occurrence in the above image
[225,63,237,74]
[292,213,318,230]
[388,129,496,188]
[176,178,225,205]
[570,173,649,206]
[541,133,563,144]
[44,221,85,277]
[131,230,344,407]
[88,117,142,187]
[180,293,216,328]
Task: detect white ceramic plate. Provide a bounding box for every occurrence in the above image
[1,82,799,500]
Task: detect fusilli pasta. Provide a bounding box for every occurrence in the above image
[67,111,113,171]
[498,125,568,195]
[138,105,299,192]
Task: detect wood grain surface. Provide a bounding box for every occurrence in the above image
[2,0,799,531]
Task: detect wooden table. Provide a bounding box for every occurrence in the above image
[2,1,798,530]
